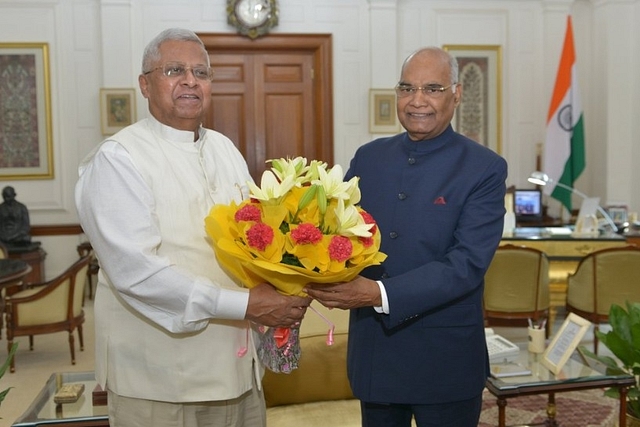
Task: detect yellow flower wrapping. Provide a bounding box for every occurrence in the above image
[205,199,386,296]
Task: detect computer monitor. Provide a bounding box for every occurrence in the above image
[514,189,543,222]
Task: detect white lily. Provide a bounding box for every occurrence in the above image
[313,164,353,201]
[269,157,309,185]
[335,198,373,238]
[248,170,295,204]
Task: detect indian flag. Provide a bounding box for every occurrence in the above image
[543,15,585,212]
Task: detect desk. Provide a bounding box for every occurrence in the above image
[8,245,46,286]
[0,259,31,288]
[501,229,627,325]
[0,259,31,339]
[486,348,635,427]
[13,372,109,427]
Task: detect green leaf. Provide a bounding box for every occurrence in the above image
[0,342,17,380]
[0,342,18,406]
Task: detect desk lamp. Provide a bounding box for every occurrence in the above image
[527,171,618,233]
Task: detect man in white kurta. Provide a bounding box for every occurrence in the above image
[75,28,310,427]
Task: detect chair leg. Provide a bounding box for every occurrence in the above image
[78,325,84,351]
[594,324,600,355]
[29,335,34,351]
[68,332,76,365]
[8,339,15,373]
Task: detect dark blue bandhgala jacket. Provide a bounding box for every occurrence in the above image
[345,125,507,404]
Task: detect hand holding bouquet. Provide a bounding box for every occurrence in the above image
[205,157,386,372]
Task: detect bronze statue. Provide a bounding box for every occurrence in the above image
[0,186,32,245]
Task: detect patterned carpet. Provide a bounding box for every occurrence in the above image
[479,388,619,427]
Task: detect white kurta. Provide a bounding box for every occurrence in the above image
[75,116,261,402]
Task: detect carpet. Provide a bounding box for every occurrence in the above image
[479,388,619,427]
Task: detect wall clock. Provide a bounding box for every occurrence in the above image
[227,0,279,39]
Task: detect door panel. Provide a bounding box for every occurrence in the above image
[200,33,333,183]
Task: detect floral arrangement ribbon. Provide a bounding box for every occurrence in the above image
[205,157,386,372]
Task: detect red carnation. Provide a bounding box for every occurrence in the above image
[359,236,374,248]
[246,222,274,251]
[235,204,262,222]
[290,223,323,245]
[360,211,377,235]
[328,236,353,262]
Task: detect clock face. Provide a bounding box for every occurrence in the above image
[227,0,279,39]
[235,0,271,27]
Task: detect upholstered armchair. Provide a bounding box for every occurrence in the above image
[5,255,91,372]
[483,244,551,336]
[566,245,640,354]
[264,301,360,427]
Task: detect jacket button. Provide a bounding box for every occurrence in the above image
[389,231,398,239]
[398,192,407,200]
[408,157,416,165]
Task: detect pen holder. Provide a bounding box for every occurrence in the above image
[528,327,546,353]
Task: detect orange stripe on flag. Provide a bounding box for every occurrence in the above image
[547,16,576,124]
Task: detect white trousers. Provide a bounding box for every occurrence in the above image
[107,378,266,427]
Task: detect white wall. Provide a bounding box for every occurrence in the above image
[1,0,639,276]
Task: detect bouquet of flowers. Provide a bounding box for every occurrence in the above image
[205,157,386,372]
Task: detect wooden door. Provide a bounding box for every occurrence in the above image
[200,34,333,182]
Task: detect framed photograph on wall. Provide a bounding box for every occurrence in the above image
[442,45,502,154]
[100,88,137,135]
[369,89,401,134]
[0,43,53,180]
[541,312,591,375]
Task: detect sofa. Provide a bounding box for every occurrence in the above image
[263,301,361,427]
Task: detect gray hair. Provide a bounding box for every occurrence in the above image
[141,28,209,73]
[401,47,459,84]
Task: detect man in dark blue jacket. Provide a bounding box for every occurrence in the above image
[305,47,507,427]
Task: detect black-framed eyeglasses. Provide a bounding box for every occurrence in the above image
[394,83,457,98]
[144,62,214,81]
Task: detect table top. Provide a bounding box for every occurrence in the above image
[486,344,635,398]
[12,372,108,426]
[503,227,626,241]
[0,258,31,287]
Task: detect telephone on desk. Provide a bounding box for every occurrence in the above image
[485,328,520,364]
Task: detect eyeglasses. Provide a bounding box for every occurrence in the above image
[144,62,214,81]
[395,83,457,98]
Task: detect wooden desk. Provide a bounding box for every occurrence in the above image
[0,259,31,339]
[501,229,627,325]
[8,245,46,285]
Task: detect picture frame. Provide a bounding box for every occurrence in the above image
[0,43,53,180]
[606,205,628,225]
[369,89,401,134]
[541,312,591,375]
[442,45,502,154]
[100,88,137,135]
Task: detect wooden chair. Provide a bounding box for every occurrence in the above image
[5,255,91,372]
[483,244,551,337]
[566,245,640,354]
[77,241,99,300]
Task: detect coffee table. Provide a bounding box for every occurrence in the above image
[12,371,108,427]
[486,347,634,427]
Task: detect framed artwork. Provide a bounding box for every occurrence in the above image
[0,43,53,180]
[606,205,628,225]
[369,89,401,134]
[100,88,137,135]
[443,45,502,154]
[541,312,591,375]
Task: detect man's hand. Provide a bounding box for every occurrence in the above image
[304,276,381,310]
[245,283,312,328]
